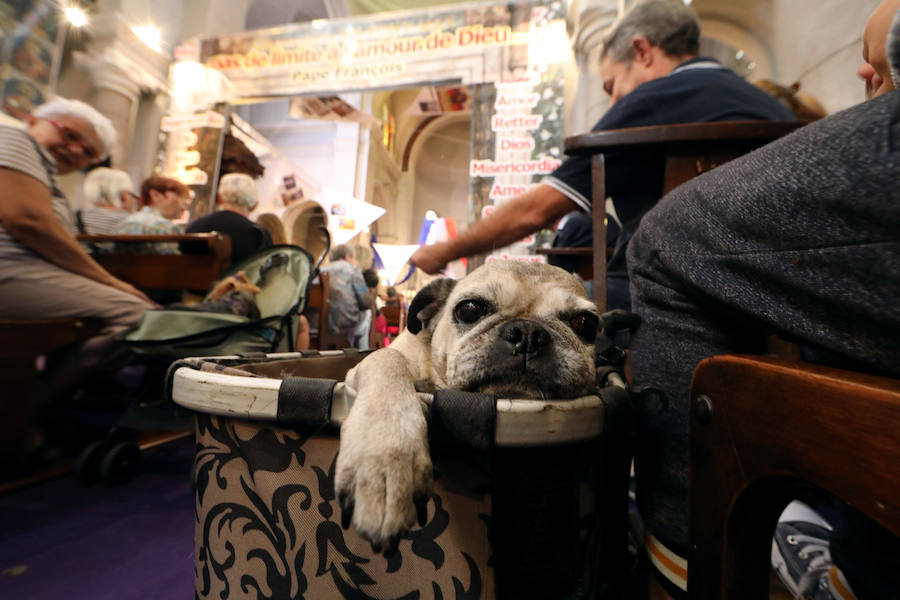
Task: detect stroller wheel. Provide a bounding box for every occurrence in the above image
[75,441,105,485]
[100,442,141,486]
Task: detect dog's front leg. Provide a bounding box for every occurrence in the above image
[335,347,432,551]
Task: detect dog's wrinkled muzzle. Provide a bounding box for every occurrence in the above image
[489,318,557,377]
[499,319,551,358]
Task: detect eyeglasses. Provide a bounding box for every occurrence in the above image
[43,118,101,162]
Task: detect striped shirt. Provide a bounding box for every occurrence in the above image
[76,206,129,235]
[0,125,76,263]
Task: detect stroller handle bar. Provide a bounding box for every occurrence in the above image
[170,354,614,447]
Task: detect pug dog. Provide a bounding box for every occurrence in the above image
[335,261,602,550]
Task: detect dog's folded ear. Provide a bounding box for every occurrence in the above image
[407,277,457,334]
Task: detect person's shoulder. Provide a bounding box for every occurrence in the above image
[625,60,793,121]
[86,206,126,217]
[113,214,138,233]
[211,209,244,223]
[204,210,254,228]
[840,89,900,120]
[628,61,727,96]
[790,91,898,142]
[0,123,30,141]
[185,211,216,232]
[230,211,258,228]
[0,125,43,164]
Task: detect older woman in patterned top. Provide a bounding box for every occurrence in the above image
[114,175,191,254]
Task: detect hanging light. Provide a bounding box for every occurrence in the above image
[64,5,88,27]
[133,25,162,53]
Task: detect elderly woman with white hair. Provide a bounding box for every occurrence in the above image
[0,97,153,408]
[185,172,273,266]
[77,167,137,234]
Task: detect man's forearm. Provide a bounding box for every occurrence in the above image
[444,203,543,259]
[411,184,578,273]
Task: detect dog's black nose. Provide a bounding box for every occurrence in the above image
[499,320,551,356]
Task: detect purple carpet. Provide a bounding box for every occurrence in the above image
[0,437,196,599]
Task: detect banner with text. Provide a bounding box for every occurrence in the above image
[177,3,565,97]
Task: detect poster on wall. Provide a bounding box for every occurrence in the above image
[0,0,59,120]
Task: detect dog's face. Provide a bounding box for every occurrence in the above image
[208,271,261,301]
[407,261,600,399]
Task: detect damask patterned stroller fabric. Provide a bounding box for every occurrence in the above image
[195,415,494,599]
[170,351,613,599]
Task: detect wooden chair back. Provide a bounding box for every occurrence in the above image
[381,304,404,332]
[689,355,900,598]
[305,272,353,350]
[0,318,103,478]
[367,289,382,350]
[545,121,802,310]
[79,233,232,292]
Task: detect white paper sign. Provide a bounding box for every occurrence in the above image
[319,187,385,246]
[373,243,421,285]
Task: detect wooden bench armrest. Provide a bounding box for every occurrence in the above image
[564,121,802,155]
[78,232,232,263]
[79,233,233,291]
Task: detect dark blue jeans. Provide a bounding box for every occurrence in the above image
[626,92,900,598]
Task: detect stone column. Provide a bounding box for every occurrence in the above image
[76,57,141,167]
[73,12,169,168]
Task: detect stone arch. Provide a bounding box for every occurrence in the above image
[282,199,328,262]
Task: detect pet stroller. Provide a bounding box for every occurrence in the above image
[74,245,318,486]
[167,348,633,599]
[124,244,317,358]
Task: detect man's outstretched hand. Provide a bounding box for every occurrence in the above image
[409,243,452,275]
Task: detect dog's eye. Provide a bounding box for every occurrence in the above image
[453,299,489,324]
[569,312,599,342]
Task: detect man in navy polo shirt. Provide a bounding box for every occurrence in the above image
[410,0,793,310]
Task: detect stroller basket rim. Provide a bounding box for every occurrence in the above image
[170,351,607,447]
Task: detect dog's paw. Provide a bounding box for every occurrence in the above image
[335,399,432,551]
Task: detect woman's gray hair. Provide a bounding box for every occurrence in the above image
[330,244,354,262]
[32,98,117,159]
[82,167,134,209]
[601,0,700,65]
[218,173,258,211]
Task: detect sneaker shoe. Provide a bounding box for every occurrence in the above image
[772,520,835,599]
